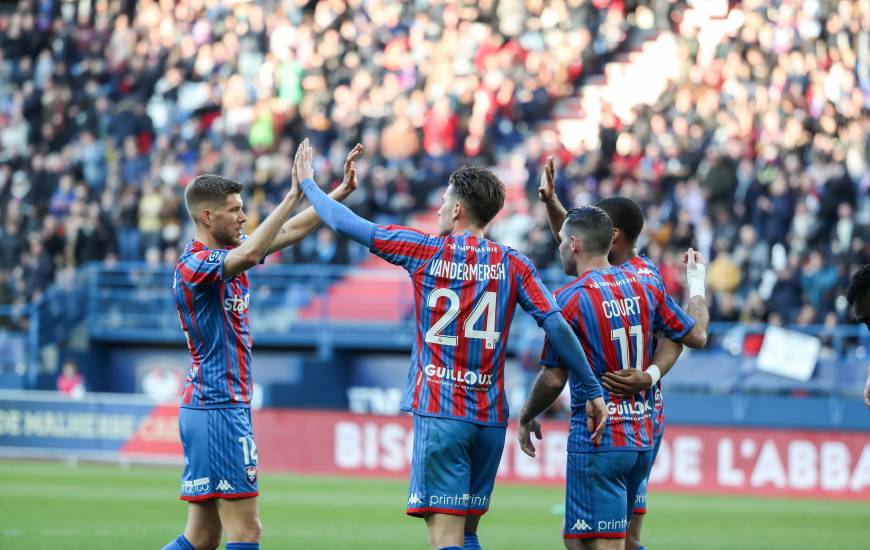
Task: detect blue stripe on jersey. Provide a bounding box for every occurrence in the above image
[174,240,252,409]
[374,227,560,426]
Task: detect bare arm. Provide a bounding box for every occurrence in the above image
[517,366,570,458]
[681,295,710,348]
[519,367,570,424]
[601,336,684,396]
[679,248,709,349]
[266,145,364,255]
[538,155,568,243]
[224,166,302,279]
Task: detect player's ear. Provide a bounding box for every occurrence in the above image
[198,207,211,227]
[452,200,463,221]
[611,228,621,246]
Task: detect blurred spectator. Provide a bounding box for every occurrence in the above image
[56,359,85,399]
[0,0,864,331]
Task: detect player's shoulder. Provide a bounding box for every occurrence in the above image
[501,246,538,272]
[622,255,661,279]
[553,272,592,300]
[379,224,443,242]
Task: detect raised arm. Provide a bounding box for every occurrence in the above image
[223,168,302,279]
[539,156,568,243]
[679,248,709,349]
[295,140,375,247]
[266,144,365,254]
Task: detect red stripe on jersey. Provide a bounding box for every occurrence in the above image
[231,278,249,404]
[451,236,477,418]
[412,269,426,411]
[427,238,456,414]
[494,255,521,423]
[511,256,552,313]
[626,271,655,446]
[178,260,219,285]
[475,245,503,423]
[180,281,206,406]
[219,284,238,403]
[607,273,643,448]
[585,281,627,448]
[373,238,439,262]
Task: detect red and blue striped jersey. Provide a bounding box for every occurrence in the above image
[370,225,560,426]
[173,239,253,409]
[541,265,693,452]
[621,255,695,440]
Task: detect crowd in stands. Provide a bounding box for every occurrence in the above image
[0,0,867,329]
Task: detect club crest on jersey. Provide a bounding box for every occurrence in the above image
[245,466,257,484]
[206,250,224,264]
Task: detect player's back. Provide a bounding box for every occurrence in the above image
[173,239,253,408]
[370,226,558,426]
[548,266,659,452]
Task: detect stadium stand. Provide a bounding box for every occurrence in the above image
[0,0,867,401]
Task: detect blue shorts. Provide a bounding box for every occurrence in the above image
[179,407,259,501]
[564,450,653,540]
[406,414,506,517]
[632,431,663,515]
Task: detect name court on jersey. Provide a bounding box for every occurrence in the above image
[602,296,642,319]
[428,259,506,281]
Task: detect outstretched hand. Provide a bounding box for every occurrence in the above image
[340,143,364,193]
[538,155,556,203]
[293,138,315,183]
[683,248,705,269]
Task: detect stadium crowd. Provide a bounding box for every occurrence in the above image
[0,0,867,329]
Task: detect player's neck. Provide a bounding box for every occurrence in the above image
[609,246,638,266]
[574,254,610,275]
[450,220,485,238]
[194,228,225,251]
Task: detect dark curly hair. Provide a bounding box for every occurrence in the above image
[846,264,870,307]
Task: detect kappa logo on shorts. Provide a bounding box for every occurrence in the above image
[216,480,234,491]
[572,519,591,531]
[245,466,257,484]
[407,493,424,506]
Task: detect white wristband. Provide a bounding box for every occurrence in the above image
[646,365,661,388]
[686,263,706,299]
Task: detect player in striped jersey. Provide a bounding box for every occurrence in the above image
[537,158,709,550]
[163,147,362,550]
[518,206,698,547]
[295,139,606,550]
[846,265,870,408]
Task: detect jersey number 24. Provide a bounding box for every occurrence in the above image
[424,288,501,350]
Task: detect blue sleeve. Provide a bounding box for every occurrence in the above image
[540,314,603,400]
[509,252,561,325]
[300,178,375,247]
[370,225,441,273]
